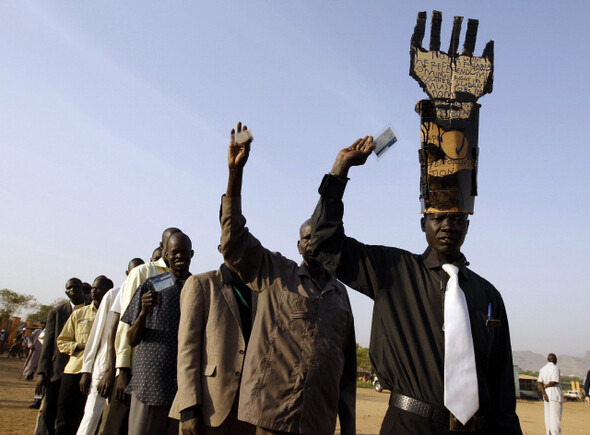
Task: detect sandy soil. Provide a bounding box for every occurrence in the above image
[1,358,589,434]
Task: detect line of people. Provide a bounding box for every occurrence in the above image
[32,122,521,434]
[33,127,355,435]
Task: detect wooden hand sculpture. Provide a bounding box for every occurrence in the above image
[410,11,494,123]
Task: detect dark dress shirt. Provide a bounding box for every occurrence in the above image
[310,174,522,434]
[121,273,183,407]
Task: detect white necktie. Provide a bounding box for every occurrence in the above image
[442,263,479,425]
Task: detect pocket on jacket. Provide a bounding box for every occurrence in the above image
[203,363,217,377]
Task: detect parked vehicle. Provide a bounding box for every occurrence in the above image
[563,390,583,401]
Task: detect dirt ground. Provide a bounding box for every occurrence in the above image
[1,358,589,434]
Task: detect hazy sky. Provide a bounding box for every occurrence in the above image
[1,1,588,356]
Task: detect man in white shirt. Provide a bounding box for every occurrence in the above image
[76,286,120,435]
[538,353,563,435]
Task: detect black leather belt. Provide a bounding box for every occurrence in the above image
[390,393,448,426]
[389,393,486,432]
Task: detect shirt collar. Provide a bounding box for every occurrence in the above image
[220,263,237,286]
[298,263,340,294]
[71,301,84,311]
[421,247,472,279]
[154,257,168,269]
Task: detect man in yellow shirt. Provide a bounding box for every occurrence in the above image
[55,276,113,435]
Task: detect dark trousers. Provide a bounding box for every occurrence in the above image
[380,405,491,435]
[55,373,87,435]
[40,378,62,435]
[97,391,129,435]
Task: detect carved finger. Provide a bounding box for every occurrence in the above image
[430,10,442,51]
[411,11,427,49]
[462,19,478,56]
[449,16,463,57]
[482,40,494,62]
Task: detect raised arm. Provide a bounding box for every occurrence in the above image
[220,122,287,289]
[226,121,252,198]
[310,137,393,299]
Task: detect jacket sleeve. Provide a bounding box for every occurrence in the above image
[175,275,206,412]
[37,307,57,375]
[57,313,79,356]
[311,174,393,300]
[220,195,285,292]
[338,295,357,435]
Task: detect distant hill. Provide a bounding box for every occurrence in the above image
[513,350,590,379]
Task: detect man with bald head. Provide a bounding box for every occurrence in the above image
[96,229,180,435]
[36,278,85,435]
[538,353,562,434]
[56,275,113,434]
[112,228,181,401]
[122,232,193,435]
[221,123,356,434]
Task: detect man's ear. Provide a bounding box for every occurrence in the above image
[420,216,426,232]
[190,250,195,259]
[297,240,302,255]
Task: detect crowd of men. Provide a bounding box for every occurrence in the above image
[30,123,522,435]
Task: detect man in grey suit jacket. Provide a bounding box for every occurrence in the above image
[170,264,256,435]
[35,278,85,435]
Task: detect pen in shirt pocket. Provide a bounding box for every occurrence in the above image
[486,302,501,327]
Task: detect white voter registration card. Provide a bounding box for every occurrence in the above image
[235,129,253,144]
[152,274,175,292]
[373,126,398,158]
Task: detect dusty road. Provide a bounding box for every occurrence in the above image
[1,358,589,434]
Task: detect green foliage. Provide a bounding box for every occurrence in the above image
[0,289,38,317]
[356,343,372,373]
[562,374,583,384]
[28,298,69,323]
[356,379,374,389]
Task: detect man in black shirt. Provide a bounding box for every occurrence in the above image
[310,137,521,434]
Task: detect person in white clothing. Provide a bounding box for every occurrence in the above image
[76,286,120,435]
[77,258,144,435]
[538,353,563,435]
